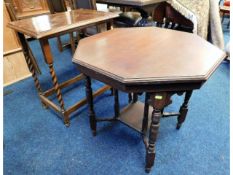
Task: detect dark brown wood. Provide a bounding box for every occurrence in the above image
[17,32,42,95]
[74,28,226,85]
[8,9,118,126]
[73,27,226,173]
[46,0,67,14]
[153,2,193,30]
[113,89,119,119]
[176,90,193,129]
[146,92,167,173]
[118,102,152,132]
[142,92,149,135]
[85,75,97,136]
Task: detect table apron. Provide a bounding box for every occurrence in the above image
[77,64,203,93]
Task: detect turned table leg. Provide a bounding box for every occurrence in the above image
[39,39,69,126]
[17,33,46,107]
[145,92,167,173]
[142,92,150,148]
[85,75,97,136]
[176,90,193,129]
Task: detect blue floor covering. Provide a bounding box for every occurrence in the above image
[3,22,230,175]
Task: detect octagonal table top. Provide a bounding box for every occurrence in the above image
[73,27,225,85]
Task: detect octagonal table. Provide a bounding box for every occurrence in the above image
[72,27,225,173]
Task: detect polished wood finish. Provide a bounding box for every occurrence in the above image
[73,28,225,85]
[8,0,49,19]
[8,9,118,125]
[8,9,119,39]
[73,27,225,173]
[46,0,71,53]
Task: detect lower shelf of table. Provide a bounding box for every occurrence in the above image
[118,101,153,133]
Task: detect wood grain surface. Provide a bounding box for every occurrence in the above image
[8,9,119,39]
[73,27,226,84]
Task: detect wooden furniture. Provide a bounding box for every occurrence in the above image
[46,0,67,13]
[8,9,119,126]
[5,3,41,74]
[153,2,193,31]
[46,0,76,53]
[71,0,102,36]
[72,27,226,173]
[97,0,167,26]
[6,0,50,19]
[220,0,230,28]
[3,3,31,86]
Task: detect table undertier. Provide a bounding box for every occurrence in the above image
[118,101,152,132]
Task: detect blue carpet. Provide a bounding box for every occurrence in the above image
[4,24,230,175]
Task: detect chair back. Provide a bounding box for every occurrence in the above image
[72,0,97,10]
[46,0,67,14]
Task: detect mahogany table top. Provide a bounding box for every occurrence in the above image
[73,27,225,85]
[8,9,119,39]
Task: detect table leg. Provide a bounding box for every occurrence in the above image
[69,32,76,54]
[142,92,150,148]
[113,89,119,119]
[17,33,45,107]
[128,93,132,103]
[39,39,69,126]
[107,19,113,30]
[176,90,193,129]
[145,92,167,173]
[133,93,138,103]
[57,36,63,52]
[85,75,97,136]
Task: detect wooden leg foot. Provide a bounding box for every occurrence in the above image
[65,122,70,127]
[176,123,181,130]
[42,102,48,109]
[176,91,192,129]
[145,167,152,173]
[92,130,97,136]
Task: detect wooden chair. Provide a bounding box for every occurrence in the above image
[5,2,41,75]
[153,2,193,32]
[220,0,230,28]
[71,0,101,36]
[46,0,77,54]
